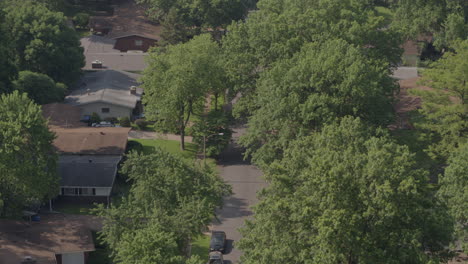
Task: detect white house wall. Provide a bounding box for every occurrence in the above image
[61,252,85,264]
[80,102,132,119]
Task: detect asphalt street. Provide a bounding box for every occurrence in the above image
[212,125,267,264]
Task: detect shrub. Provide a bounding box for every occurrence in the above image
[126,141,143,154]
[104,117,118,123]
[119,116,131,127]
[90,112,101,124]
[135,119,148,130]
[74,13,90,29]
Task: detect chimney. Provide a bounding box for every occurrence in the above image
[130,86,137,95]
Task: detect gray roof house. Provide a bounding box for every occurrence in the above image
[52,127,131,199]
[65,70,143,120]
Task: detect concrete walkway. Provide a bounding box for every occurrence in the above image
[392,66,418,80]
[128,130,193,143]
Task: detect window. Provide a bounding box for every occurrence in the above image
[135,40,143,46]
[101,108,110,113]
[62,188,76,195]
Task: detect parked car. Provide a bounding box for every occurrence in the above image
[208,251,223,264]
[92,121,115,127]
[209,231,226,253]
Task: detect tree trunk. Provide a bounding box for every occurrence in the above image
[180,125,185,151]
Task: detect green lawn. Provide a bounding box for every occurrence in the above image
[54,202,97,215]
[129,138,198,159]
[191,234,210,260]
[88,232,112,264]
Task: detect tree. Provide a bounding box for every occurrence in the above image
[96,149,230,264]
[0,9,17,94]
[222,0,403,117]
[392,0,467,49]
[438,144,468,252]
[239,39,397,166]
[142,34,226,150]
[0,91,59,216]
[192,110,232,158]
[3,0,85,85]
[238,117,453,264]
[411,40,467,162]
[13,71,67,105]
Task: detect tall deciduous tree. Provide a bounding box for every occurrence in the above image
[14,71,67,105]
[0,8,17,94]
[238,117,453,264]
[222,0,403,117]
[239,39,397,166]
[3,0,84,85]
[411,40,467,162]
[392,0,467,49]
[142,34,225,150]
[438,143,468,252]
[0,91,59,216]
[96,149,229,264]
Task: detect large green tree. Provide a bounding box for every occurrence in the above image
[239,39,397,166]
[142,34,226,150]
[0,9,17,94]
[238,117,453,264]
[392,0,467,49]
[0,91,59,216]
[411,40,467,162]
[3,0,84,85]
[96,149,229,264]
[222,0,403,117]
[14,71,67,105]
[437,143,468,252]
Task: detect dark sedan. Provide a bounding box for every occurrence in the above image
[209,231,226,253]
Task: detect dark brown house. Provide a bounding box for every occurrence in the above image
[113,34,157,52]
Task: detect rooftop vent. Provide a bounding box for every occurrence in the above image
[130,86,137,95]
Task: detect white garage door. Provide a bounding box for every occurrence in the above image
[61,252,84,264]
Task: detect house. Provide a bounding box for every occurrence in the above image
[65,70,143,120]
[52,127,131,200]
[0,214,95,264]
[42,103,85,128]
[112,34,157,52]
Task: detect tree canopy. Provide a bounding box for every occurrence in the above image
[238,117,453,264]
[96,149,230,264]
[2,0,84,85]
[222,0,403,117]
[14,71,67,105]
[239,39,397,166]
[438,143,468,252]
[0,9,17,94]
[0,91,58,216]
[142,34,226,150]
[392,0,467,49]
[411,40,467,162]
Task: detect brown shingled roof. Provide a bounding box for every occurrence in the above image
[0,214,95,264]
[52,127,131,155]
[42,103,85,128]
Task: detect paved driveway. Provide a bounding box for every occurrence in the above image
[212,125,267,263]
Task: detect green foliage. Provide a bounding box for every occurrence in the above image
[192,110,232,158]
[392,0,467,49]
[0,9,17,94]
[3,0,85,85]
[0,91,59,216]
[239,39,397,166]
[125,141,144,154]
[73,12,90,29]
[95,149,230,264]
[135,119,149,130]
[13,71,67,105]
[411,40,468,162]
[238,117,453,263]
[222,0,403,117]
[90,112,101,124]
[437,144,468,252]
[137,0,250,28]
[142,34,226,150]
[118,116,131,127]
